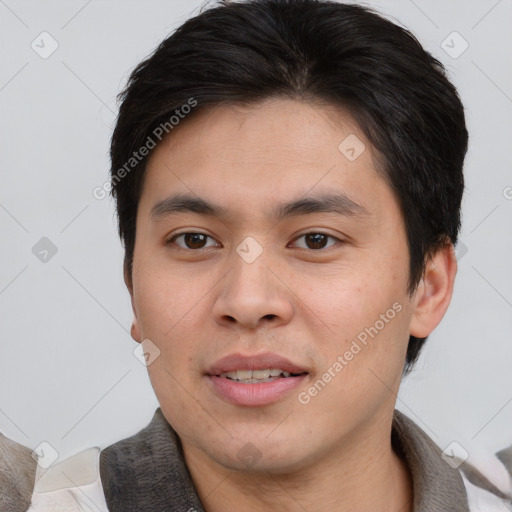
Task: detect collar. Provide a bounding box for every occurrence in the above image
[392,410,469,512]
[100,408,470,511]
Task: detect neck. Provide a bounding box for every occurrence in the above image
[182,412,413,512]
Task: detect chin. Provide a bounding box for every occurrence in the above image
[200,432,315,475]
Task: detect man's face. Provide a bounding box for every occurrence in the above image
[128,98,419,473]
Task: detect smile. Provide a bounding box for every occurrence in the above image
[219,368,304,383]
[206,352,310,406]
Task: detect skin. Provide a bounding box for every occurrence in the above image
[126,98,457,511]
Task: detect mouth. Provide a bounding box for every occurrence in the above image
[206,352,309,406]
[217,368,307,383]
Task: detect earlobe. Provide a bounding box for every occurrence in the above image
[131,321,142,343]
[409,244,457,338]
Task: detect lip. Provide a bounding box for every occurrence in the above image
[207,352,309,376]
[206,352,309,407]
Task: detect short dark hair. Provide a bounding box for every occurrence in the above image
[110,0,468,373]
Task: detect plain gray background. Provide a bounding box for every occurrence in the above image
[1,0,511,471]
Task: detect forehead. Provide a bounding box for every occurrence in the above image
[140,98,392,220]
[160,98,370,167]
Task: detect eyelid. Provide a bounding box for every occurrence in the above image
[288,231,344,250]
[166,230,345,250]
[167,231,221,249]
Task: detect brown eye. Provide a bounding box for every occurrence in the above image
[290,232,339,250]
[305,233,328,249]
[184,233,207,249]
[170,232,219,250]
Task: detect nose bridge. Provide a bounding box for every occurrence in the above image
[213,241,293,328]
[227,245,274,302]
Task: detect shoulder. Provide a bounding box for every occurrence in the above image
[24,410,191,512]
[463,475,512,511]
[27,447,108,512]
[0,432,37,512]
[99,408,204,512]
[393,411,512,511]
[460,444,512,511]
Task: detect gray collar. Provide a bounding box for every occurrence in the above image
[392,410,469,512]
[100,408,469,511]
[100,409,204,512]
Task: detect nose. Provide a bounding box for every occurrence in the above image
[212,252,294,330]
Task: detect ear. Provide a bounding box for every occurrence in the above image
[409,243,457,338]
[124,262,142,344]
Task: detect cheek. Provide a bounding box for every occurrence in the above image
[298,263,398,331]
[133,258,208,337]
[131,276,209,407]
[298,262,411,380]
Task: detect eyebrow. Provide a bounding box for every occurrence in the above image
[150,192,368,221]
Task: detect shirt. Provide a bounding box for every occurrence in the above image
[22,409,512,511]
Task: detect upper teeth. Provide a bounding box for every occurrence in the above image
[220,368,291,380]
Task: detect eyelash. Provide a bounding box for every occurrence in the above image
[167,231,342,251]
